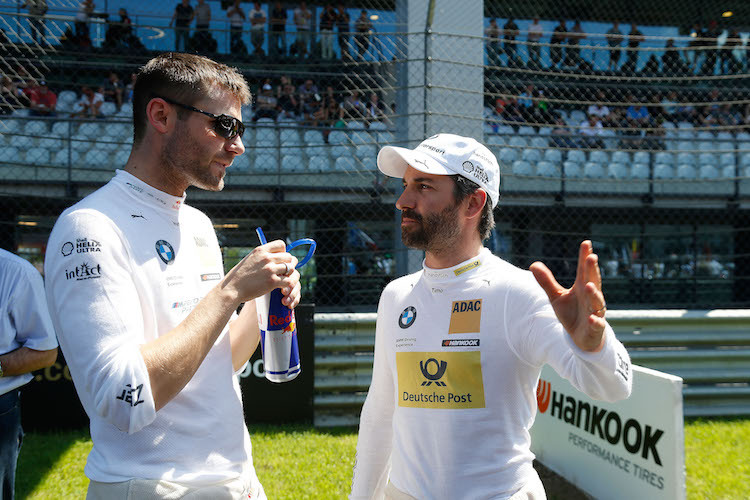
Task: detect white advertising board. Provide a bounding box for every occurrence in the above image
[530,365,685,500]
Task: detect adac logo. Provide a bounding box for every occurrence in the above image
[155,240,175,264]
[536,379,552,413]
[398,306,417,329]
[419,358,447,386]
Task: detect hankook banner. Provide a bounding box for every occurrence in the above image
[530,365,685,500]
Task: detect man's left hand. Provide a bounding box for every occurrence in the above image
[529,240,607,352]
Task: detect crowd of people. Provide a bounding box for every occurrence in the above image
[487,84,750,151]
[1,65,391,141]
[485,18,747,76]
[22,1,377,61]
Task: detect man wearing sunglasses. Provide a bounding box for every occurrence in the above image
[44,53,299,499]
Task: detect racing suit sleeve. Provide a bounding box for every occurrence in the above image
[350,289,395,500]
[505,272,632,402]
[44,209,157,434]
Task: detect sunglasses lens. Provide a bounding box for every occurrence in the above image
[215,116,244,140]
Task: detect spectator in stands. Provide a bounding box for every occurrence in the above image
[549,20,567,68]
[22,0,48,43]
[485,18,501,67]
[661,38,687,75]
[28,79,56,117]
[170,0,194,52]
[253,83,279,121]
[566,21,586,67]
[578,114,604,149]
[277,82,299,119]
[365,92,387,125]
[587,90,611,125]
[194,0,210,36]
[336,4,351,60]
[517,84,535,122]
[502,17,520,66]
[526,17,543,68]
[319,4,337,60]
[354,10,373,61]
[721,29,741,74]
[687,23,704,72]
[1,76,25,114]
[622,95,649,149]
[660,90,679,122]
[227,0,246,53]
[71,85,104,118]
[674,94,697,124]
[549,117,576,148]
[717,103,741,127]
[276,75,292,98]
[248,2,266,56]
[104,8,134,51]
[622,23,644,73]
[605,22,622,70]
[340,90,366,122]
[269,1,287,57]
[124,72,136,103]
[102,71,123,111]
[75,0,94,43]
[643,54,660,75]
[699,89,721,127]
[298,78,318,103]
[700,20,720,76]
[293,2,313,58]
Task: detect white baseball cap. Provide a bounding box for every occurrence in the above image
[377,133,501,208]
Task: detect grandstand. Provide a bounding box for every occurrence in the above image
[1,0,748,309]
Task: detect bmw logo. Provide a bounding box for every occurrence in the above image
[398,306,417,329]
[155,240,175,265]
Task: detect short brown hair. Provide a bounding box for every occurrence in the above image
[451,175,496,242]
[132,52,251,144]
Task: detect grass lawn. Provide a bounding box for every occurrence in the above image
[16,419,750,499]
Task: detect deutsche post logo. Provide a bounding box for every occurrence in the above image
[419,358,447,386]
[397,351,485,409]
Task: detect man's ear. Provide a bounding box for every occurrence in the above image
[145,98,173,135]
[465,188,487,221]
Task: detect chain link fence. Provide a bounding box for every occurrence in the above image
[1,0,748,309]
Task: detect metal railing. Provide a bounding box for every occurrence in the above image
[312,309,750,427]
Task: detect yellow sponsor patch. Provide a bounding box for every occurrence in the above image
[397,351,485,409]
[453,259,481,276]
[449,299,482,334]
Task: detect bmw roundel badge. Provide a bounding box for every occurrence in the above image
[398,306,417,329]
[155,240,175,265]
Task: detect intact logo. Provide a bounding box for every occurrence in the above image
[398,306,417,329]
[419,358,447,386]
[536,378,665,467]
[449,299,482,334]
[65,262,102,281]
[200,273,221,281]
[442,339,480,347]
[155,240,175,264]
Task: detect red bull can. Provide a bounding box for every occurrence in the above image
[255,227,316,383]
[256,289,301,382]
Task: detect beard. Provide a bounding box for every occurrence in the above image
[401,202,461,252]
[161,122,226,192]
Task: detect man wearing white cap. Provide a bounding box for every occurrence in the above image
[350,133,632,499]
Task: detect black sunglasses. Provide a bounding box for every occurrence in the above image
[156,95,245,140]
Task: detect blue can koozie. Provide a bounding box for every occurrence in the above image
[255,227,315,383]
